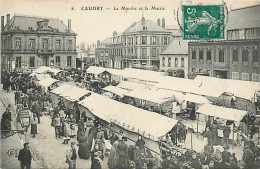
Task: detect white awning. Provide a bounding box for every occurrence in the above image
[37,77,59,89]
[197,104,248,122]
[103,85,129,97]
[183,93,210,104]
[33,66,62,75]
[51,84,91,102]
[124,87,178,104]
[117,81,153,91]
[79,94,178,140]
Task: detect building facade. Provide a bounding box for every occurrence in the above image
[1,14,77,72]
[96,17,172,70]
[188,5,260,81]
[160,38,188,78]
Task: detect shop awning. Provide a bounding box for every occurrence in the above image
[197,104,248,122]
[50,84,91,102]
[79,94,178,140]
[183,93,210,104]
[103,85,129,97]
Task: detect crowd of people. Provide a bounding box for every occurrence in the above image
[1,69,260,169]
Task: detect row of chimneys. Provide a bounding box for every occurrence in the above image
[1,14,10,31]
[157,18,166,28]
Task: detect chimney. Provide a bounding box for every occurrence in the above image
[157,18,161,26]
[6,14,10,24]
[1,16,4,31]
[68,19,71,32]
[162,18,165,28]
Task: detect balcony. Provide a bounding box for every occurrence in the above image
[37,49,54,54]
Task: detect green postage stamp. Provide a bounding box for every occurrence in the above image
[182,5,225,40]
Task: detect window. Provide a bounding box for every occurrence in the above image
[135,36,138,45]
[232,72,240,80]
[141,48,147,58]
[175,58,178,67]
[141,36,147,45]
[192,67,196,72]
[151,48,156,57]
[252,49,259,62]
[218,49,224,62]
[206,50,211,61]
[68,40,73,50]
[29,56,35,67]
[15,37,21,49]
[42,39,49,49]
[163,36,168,45]
[56,40,61,50]
[241,72,249,81]
[252,73,260,82]
[162,57,165,67]
[242,49,249,63]
[15,56,21,68]
[181,58,184,67]
[192,50,196,60]
[199,50,204,60]
[232,49,238,63]
[56,56,61,66]
[67,56,72,67]
[168,57,171,67]
[151,36,156,45]
[29,39,35,50]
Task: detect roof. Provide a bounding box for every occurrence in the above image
[123,17,169,34]
[51,84,91,102]
[117,81,153,91]
[194,75,260,100]
[101,37,113,45]
[3,15,74,33]
[161,39,188,55]
[37,77,59,90]
[197,104,248,122]
[227,5,260,30]
[79,93,178,140]
[33,66,62,75]
[183,93,211,104]
[86,66,107,75]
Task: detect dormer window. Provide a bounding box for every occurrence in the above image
[37,19,49,30]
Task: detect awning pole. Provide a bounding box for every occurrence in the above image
[232,123,235,142]
[197,113,199,133]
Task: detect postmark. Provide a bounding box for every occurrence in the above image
[182,5,225,40]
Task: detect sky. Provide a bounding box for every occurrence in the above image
[1,0,260,46]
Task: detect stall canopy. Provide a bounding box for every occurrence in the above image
[124,87,180,105]
[194,75,260,100]
[86,66,107,75]
[183,93,211,104]
[79,94,178,140]
[33,66,62,75]
[117,81,153,91]
[50,83,91,102]
[103,85,129,97]
[37,77,59,90]
[197,104,248,122]
[156,76,198,94]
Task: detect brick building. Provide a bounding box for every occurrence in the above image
[188,5,260,81]
[1,14,77,72]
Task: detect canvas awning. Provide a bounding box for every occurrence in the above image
[197,104,248,122]
[117,81,153,91]
[124,87,179,105]
[183,93,210,104]
[86,66,107,75]
[79,94,178,140]
[50,84,91,102]
[37,77,59,90]
[103,85,129,97]
[33,66,62,75]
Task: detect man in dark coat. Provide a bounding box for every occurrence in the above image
[243,146,255,169]
[18,143,32,169]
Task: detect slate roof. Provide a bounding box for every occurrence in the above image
[123,18,169,34]
[161,38,188,55]
[3,15,74,33]
[227,5,260,30]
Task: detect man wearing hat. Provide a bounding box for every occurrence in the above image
[66,141,77,169]
[18,143,32,169]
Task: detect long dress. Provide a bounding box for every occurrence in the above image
[78,131,89,159]
[117,140,129,169]
[108,141,119,169]
[30,116,38,135]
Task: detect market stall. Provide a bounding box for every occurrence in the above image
[78,93,179,154]
[36,77,59,92]
[32,66,63,75]
[102,85,129,98]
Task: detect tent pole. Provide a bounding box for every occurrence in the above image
[232,122,235,143]
[197,113,199,133]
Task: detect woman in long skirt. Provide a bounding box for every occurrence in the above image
[31,113,38,137]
